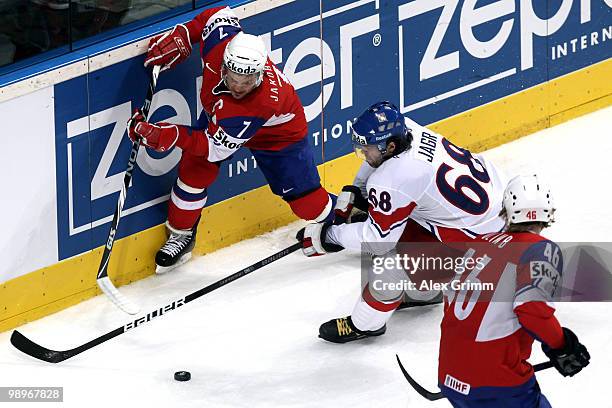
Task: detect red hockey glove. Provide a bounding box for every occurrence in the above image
[127,110,184,152]
[296,223,344,257]
[333,185,369,225]
[144,24,192,72]
[127,109,146,143]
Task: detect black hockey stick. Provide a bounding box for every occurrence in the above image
[96,65,161,315]
[12,242,302,363]
[395,354,554,402]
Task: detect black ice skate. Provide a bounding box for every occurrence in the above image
[155,222,198,274]
[396,292,444,310]
[318,316,386,344]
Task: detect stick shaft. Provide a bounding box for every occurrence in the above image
[12,242,301,363]
[97,65,161,281]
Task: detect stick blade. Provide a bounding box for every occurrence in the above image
[97,276,140,315]
[10,331,70,363]
[395,354,445,401]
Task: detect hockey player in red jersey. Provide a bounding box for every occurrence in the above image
[297,101,508,343]
[438,174,590,407]
[127,6,335,273]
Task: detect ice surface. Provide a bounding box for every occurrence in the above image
[1,106,610,407]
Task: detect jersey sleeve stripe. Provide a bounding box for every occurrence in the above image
[368,201,416,238]
[201,26,241,57]
[201,7,241,41]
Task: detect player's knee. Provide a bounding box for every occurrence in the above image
[287,187,335,222]
[177,158,220,187]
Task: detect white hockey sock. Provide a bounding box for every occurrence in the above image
[404,288,442,302]
[351,298,394,332]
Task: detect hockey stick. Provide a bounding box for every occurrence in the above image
[11,242,302,363]
[96,65,161,315]
[395,354,554,402]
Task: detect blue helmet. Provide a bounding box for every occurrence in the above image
[351,101,410,154]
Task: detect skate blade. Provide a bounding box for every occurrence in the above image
[155,252,192,275]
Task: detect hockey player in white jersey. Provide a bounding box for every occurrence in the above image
[297,101,508,343]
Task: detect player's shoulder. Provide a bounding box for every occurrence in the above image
[381,150,431,176]
[259,61,298,107]
[507,231,548,243]
[203,40,227,71]
[403,116,438,145]
[477,231,559,262]
[223,63,290,115]
[403,115,422,131]
[404,120,447,166]
[517,234,561,261]
[494,232,563,273]
[198,7,242,57]
[513,234,563,298]
[486,231,557,253]
[200,6,241,35]
[477,231,515,246]
[368,151,431,193]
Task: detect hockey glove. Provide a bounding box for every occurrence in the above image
[333,185,370,225]
[542,327,590,377]
[296,223,344,257]
[144,24,192,72]
[128,110,186,152]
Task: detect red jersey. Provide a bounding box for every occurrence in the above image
[438,232,565,400]
[183,6,308,161]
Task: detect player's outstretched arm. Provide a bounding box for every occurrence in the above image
[143,6,240,72]
[513,242,590,378]
[185,6,240,44]
[128,111,210,156]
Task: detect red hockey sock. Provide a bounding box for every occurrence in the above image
[286,187,332,221]
[362,284,403,312]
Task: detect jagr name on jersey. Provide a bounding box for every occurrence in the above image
[417,131,438,162]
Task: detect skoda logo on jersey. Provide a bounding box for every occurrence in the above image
[213,127,246,150]
[202,15,240,39]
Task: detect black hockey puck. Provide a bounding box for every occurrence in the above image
[174,371,191,381]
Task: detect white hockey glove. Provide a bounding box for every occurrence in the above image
[333,185,369,225]
[296,223,344,257]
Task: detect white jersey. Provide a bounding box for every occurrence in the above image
[328,117,507,253]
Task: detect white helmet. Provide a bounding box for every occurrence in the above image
[223,32,267,86]
[503,174,555,226]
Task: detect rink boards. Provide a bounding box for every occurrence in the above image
[0,0,610,331]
